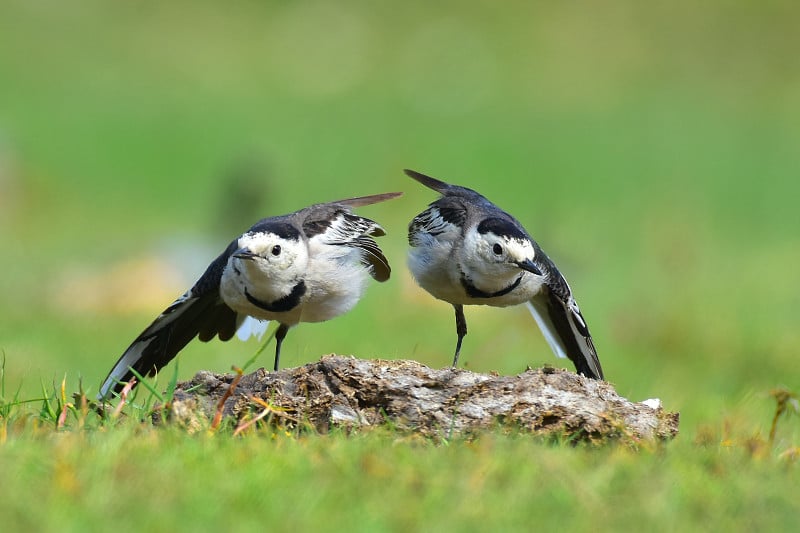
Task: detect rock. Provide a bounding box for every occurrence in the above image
[163,355,679,441]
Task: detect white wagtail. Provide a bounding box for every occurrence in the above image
[98,191,402,399]
[406,169,604,380]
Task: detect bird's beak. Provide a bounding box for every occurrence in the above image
[516,259,542,276]
[233,248,259,261]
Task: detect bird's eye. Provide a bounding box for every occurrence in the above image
[493,243,503,255]
[271,245,282,256]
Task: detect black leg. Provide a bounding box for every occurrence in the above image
[273,323,290,371]
[452,304,467,367]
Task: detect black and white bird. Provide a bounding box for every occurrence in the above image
[405,169,604,380]
[98,191,402,400]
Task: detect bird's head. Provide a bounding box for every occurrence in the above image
[462,217,542,278]
[232,222,308,279]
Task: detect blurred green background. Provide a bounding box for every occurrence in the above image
[1,0,798,434]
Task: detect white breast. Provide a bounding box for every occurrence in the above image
[219,260,294,322]
[409,242,546,307]
[300,239,371,323]
[408,237,462,301]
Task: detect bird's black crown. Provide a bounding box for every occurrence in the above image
[249,220,301,240]
[476,217,528,242]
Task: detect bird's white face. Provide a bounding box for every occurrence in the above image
[233,231,309,282]
[461,225,541,284]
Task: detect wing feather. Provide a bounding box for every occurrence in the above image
[408,201,466,246]
[98,242,240,400]
[304,209,392,282]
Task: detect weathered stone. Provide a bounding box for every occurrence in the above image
[165,355,679,441]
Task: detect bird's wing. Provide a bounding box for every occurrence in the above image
[407,196,467,246]
[98,242,240,400]
[525,264,605,380]
[303,207,393,282]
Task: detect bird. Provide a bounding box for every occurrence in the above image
[405,169,604,380]
[98,191,402,400]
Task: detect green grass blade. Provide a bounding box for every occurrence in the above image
[241,327,277,373]
[127,368,164,404]
[164,356,180,404]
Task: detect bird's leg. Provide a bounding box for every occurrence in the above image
[273,323,290,371]
[452,304,467,367]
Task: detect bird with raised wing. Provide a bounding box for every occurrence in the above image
[99,191,402,400]
[406,169,604,380]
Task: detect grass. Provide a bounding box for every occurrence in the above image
[1,338,798,532]
[1,0,799,530]
[0,391,798,532]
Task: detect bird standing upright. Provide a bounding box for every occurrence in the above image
[99,191,402,400]
[405,169,604,380]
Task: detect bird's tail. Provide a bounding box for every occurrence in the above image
[404,169,455,194]
[333,191,402,208]
[525,296,605,381]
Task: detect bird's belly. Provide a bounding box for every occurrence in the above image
[408,248,459,299]
[297,289,362,323]
[409,249,544,307]
[299,258,371,323]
